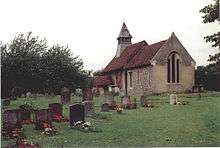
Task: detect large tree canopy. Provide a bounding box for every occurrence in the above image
[200,0,220,72]
[1,32,89,98]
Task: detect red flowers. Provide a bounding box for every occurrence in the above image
[52,113,69,122]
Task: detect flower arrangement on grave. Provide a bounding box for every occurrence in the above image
[177,100,189,105]
[16,138,40,148]
[41,122,57,136]
[115,105,123,114]
[143,100,154,108]
[71,121,96,132]
[52,113,69,122]
[21,119,34,125]
[2,127,24,139]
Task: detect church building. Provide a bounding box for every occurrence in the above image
[94,23,196,96]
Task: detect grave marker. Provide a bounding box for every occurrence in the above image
[69,104,85,127]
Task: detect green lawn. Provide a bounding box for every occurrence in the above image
[1,92,220,147]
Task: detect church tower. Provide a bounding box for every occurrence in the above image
[116,22,132,57]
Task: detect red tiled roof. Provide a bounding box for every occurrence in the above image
[103,40,148,72]
[93,76,113,87]
[125,40,167,69]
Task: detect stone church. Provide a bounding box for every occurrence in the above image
[94,23,196,96]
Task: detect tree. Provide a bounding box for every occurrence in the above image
[200,0,220,72]
[1,32,89,98]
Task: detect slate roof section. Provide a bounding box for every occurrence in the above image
[125,40,167,69]
[103,40,148,72]
[103,39,167,72]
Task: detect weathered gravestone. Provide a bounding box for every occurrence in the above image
[170,94,177,105]
[106,94,116,109]
[3,110,22,130]
[82,88,93,101]
[2,99,10,106]
[69,104,85,127]
[34,109,52,130]
[122,96,132,108]
[19,109,31,122]
[140,96,147,107]
[101,103,110,112]
[49,103,63,117]
[60,87,71,104]
[82,100,95,116]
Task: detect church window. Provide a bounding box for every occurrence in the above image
[129,72,133,88]
[167,52,180,83]
[137,70,140,84]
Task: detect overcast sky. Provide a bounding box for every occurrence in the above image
[0,0,219,71]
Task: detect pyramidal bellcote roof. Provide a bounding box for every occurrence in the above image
[117,22,132,39]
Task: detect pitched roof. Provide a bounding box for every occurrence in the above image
[103,40,148,72]
[117,22,132,39]
[93,76,113,87]
[103,39,167,72]
[125,40,167,69]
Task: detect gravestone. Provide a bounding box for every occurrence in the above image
[34,109,52,130]
[2,99,10,106]
[170,94,177,105]
[60,87,71,104]
[82,88,93,101]
[122,96,132,108]
[69,104,85,127]
[3,109,22,130]
[140,96,146,107]
[49,103,63,117]
[106,95,116,109]
[101,103,110,112]
[20,109,31,121]
[82,100,95,116]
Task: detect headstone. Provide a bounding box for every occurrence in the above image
[3,110,22,130]
[49,103,63,117]
[20,109,31,121]
[122,96,132,108]
[69,104,85,126]
[106,95,116,109]
[82,100,95,116]
[101,103,110,112]
[82,88,93,101]
[26,92,32,98]
[60,87,71,104]
[34,109,52,130]
[170,94,177,105]
[140,96,146,107]
[2,99,10,106]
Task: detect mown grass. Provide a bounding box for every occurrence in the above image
[1,92,220,147]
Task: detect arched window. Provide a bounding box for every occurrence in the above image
[167,52,180,83]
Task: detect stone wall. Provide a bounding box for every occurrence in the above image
[127,66,153,97]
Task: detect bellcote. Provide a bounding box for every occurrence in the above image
[116,22,132,57]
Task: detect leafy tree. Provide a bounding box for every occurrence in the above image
[200,0,220,72]
[1,32,88,98]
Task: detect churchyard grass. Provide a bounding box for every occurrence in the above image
[1,92,220,147]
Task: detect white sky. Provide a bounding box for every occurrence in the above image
[0,0,219,71]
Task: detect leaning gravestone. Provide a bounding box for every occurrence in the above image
[34,109,52,130]
[101,103,110,112]
[82,100,95,116]
[3,109,22,130]
[60,87,71,104]
[49,103,63,117]
[170,94,177,105]
[69,104,85,127]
